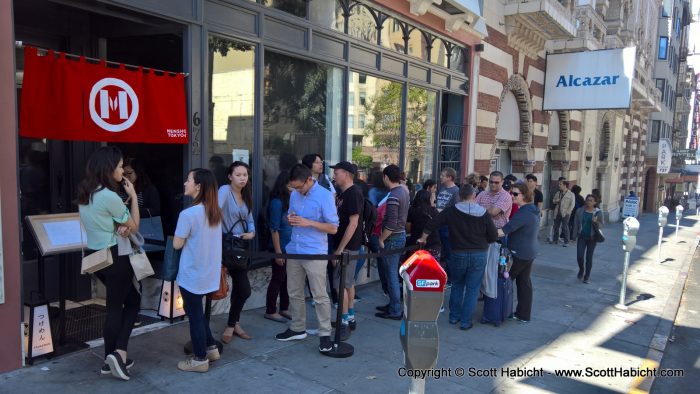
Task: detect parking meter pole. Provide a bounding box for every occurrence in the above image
[410,377,426,394]
[657,227,663,264]
[323,252,354,358]
[675,219,680,242]
[615,251,631,310]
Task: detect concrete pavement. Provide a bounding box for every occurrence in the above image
[2,212,698,393]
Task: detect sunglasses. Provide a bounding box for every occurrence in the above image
[489,181,500,184]
[512,192,520,197]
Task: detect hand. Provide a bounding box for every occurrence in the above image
[122,178,137,199]
[117,225,130,237]
[378,239,385,249]
[240,232,255,240]
[288,215,311,227]
[274,258,285,266]
[416,238,427,246]
[592,216,598,223]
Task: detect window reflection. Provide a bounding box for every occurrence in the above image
[208,36,255,188]
[348,4,378,44]
[449,46,465,72]
[309,0,344,31]
[261,0,307,18]
[407,27,429,61]
[430,38,448,67]
[405,86,437,195]
[347,72,402,202]
[380,17,406,53]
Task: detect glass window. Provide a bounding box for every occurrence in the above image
[449,46,465,72]
[309,0,344,32]
[407,27,429,61]
[208,36,255,188]
[347,71,402,199]
[359,92,366,106]
[651,120,660,142]
[405,86,437,195]
[348,91,355,107]
[348,114,355,129]
[348,5,377,44]
[430,38,448,67]
[263,49,342,199]
[359,114,366,128]
[656,78,666,102]
[658,36,668,60]
[261,0,307,18]
[380,17,406,53]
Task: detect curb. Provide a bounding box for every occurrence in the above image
[629,233,698,393]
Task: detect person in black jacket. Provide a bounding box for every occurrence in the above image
[498,182,540,323]
[406,190,441,259]
[418,184,498,330]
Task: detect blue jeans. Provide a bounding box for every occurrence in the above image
[439,226,451,279]
[180,287,216,359]
[354,246,366,281]
[381,233,406,316]
[448,251,487,327]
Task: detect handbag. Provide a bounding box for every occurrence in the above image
[162,236,182,281]
[222,191,251,271]
[81,247,113,275]
[593,222,605,243]
[129,245,155,281]
[208,266,229,300]
[139,209,164,242]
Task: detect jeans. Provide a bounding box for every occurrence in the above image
[553,213,571,243]
[354,246,366,281]
[381,233,406,316]
[95,246,141,358]
[369,235,387,294]
[438,226,451,278]
[448,251,487,326]
[576,237,597,280]
[266,262,289,314]
[180,286,216,359]
[226,267,251,327]
[509,257,534,321]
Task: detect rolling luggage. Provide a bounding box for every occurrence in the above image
[480,276,513,327]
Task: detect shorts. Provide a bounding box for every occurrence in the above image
[333,249,359,289]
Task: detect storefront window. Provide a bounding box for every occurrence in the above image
[263,50,342,192]
[348,4,378,44]
[380,17,406,53]
[208,36,255,188]
[348,71,402,201]
[405,86,437,195]
[430,38,448,67]
[407,27,429,61]
[309,0,344,32]
[261,0,307,18]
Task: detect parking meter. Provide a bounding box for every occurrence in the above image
[676,205,684,220]
[622,217,640,252]
[399,250,446,380]
[658,206,669,227]
[616,217,640,310]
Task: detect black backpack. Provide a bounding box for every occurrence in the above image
[361,198,377,246]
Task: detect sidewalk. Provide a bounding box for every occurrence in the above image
[2,213,698,393]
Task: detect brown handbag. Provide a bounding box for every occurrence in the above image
[209,266,229,300]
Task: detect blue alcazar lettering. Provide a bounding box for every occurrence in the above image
[555,74,621,87]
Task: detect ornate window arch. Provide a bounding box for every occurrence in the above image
[496,74,533,146]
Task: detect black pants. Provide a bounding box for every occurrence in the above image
[509,257,534,321]
[226,266,251,327]
[95,246,141,358]
[266,262,289,315]
[576,237,597,280]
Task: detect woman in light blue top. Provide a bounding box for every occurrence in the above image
[77,146,140,381]
[173,168,222,372]
[218,161,255,343]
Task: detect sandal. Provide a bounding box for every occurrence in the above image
[221,326,234,344]
[279,311,292,320]
[234,330,252,340]
[264,313,288,323]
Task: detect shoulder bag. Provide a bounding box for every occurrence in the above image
[79,219,113,275]
[208,266,229,300]
[222,190,251,271]
[592,221,605,243]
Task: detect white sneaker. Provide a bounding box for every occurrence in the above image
[178,357,209,373]
[206,345,220,362]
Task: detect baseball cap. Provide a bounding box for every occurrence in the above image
[329,161,356,175]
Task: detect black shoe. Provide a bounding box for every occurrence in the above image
[101,358,134,375]
[375,304,390,313]
[334,323,351,341]
[459,323,474,331]
[577,272,583,281]
[583,278,590,284]
[375,312,402,320]
[275,328,307,341]
[319,336,333,353]
[106,352,130,381]
[348,319,357,330]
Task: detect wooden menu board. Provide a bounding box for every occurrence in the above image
[25,213,86,256]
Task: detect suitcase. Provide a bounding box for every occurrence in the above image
[480,276,513,327]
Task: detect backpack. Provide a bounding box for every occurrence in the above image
[361,198,378,246]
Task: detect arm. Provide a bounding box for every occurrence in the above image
[173,211,191,250]
[106,183,139,236]
[334,214,359,254]
[287,194,338,234]
[269,200,285,265]
[379,197,400,244]
[418,210,448,243]
[487,206,503,217]
[572,209,581,241]
[240,208,256,240]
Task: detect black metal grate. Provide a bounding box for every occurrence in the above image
[50,304,160,344]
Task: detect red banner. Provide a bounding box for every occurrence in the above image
[19,47,188,144]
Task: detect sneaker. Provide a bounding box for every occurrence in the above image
[459,323,474,331]
[562,244,567,247]
[348,319,357,330]
[509,314,530,323]
[335,323,351,341]
[319,336,333,353]
[375,304,390,313]
[449,319,459,325]
[439,307,445,313]
[583,278,590,284]
[206,345,220,362]
[177,357,209,373]
[375,312,402,320]
[106,352,130,381]
[276,328,307,341]
[577,272,583,281]
[101,358,134,375]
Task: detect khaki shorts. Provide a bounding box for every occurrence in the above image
[333,249,359,289]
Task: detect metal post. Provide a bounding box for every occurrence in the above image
[615,251,631,310]
[657,227,663,264]
[675,218,680,242]
[323,252,354,358]
[409,377,426,394]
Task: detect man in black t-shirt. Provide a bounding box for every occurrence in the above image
[329,161,364,339]
[526,174,544,215]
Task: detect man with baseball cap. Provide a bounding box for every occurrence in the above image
[329,161,364,339]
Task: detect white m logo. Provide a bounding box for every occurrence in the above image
[89,78,139,132]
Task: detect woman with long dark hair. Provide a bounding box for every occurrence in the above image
[218,161,255,343]
[77,146,140,381]
[406,189,441,259]
[302,153,335,194]
[173,169,223,372]
[118,157,161,216]
[264,170,292,323]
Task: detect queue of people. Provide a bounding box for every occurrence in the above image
[78,146,601,381]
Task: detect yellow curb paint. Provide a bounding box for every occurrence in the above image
[628,359,659,394]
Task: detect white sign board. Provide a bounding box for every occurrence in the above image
[29,304,54,357]
[622,197,640,218]
[232,149,249,165]
[543,47,636,110]
[657,139,672,174]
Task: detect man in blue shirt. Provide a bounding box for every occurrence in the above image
[275,164,339,353]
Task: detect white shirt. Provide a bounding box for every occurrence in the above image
[174,204,222,294]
